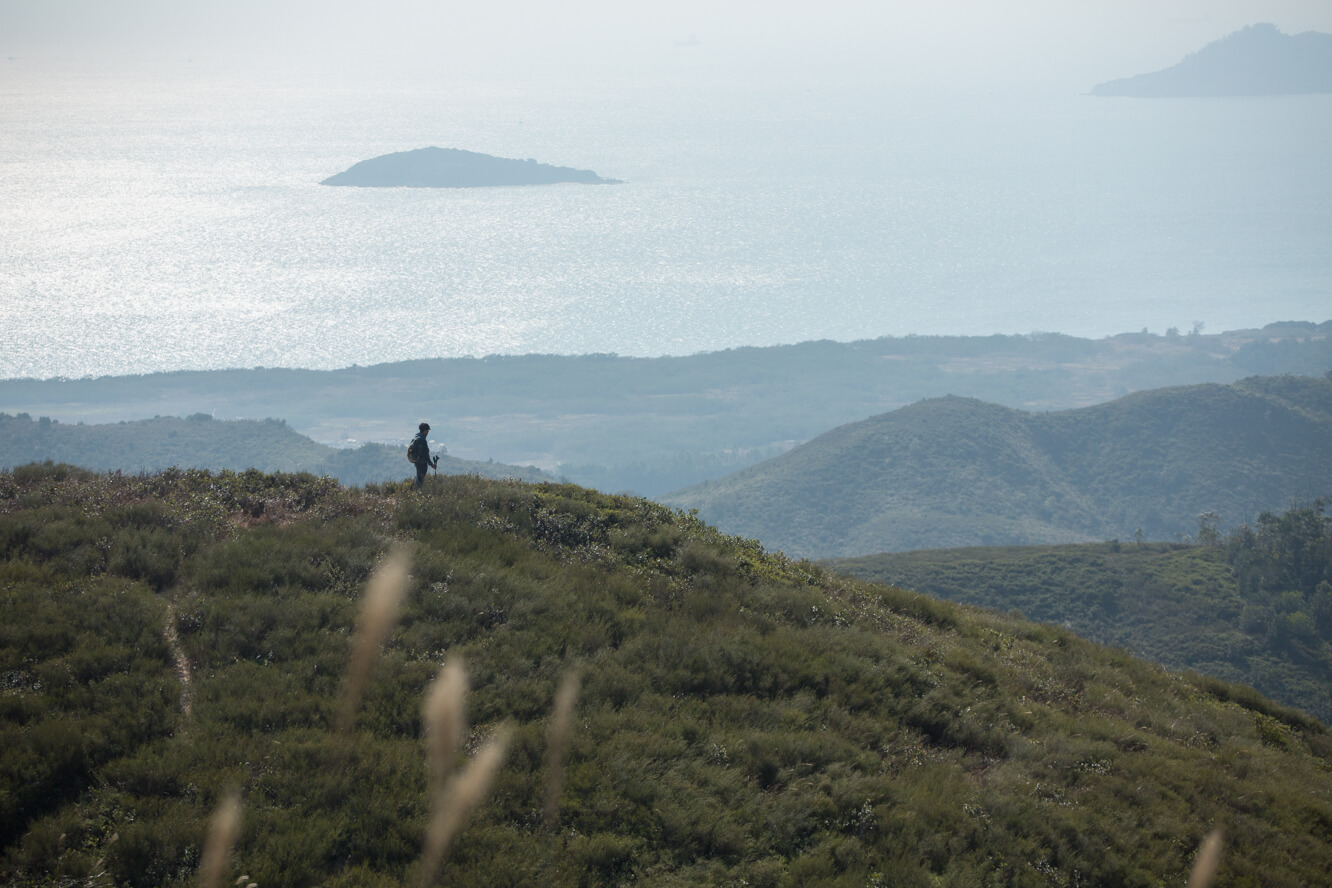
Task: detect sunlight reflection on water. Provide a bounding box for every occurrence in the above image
[2,66,1329,378]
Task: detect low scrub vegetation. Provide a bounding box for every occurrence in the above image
[2,464,1331,885]
[829,499,1332,723]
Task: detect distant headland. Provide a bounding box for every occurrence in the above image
[1091,23,1332,97]
[320,147,622,188]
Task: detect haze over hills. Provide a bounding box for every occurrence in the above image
[1092,23,1332,97]
[3,323,1328,497]
[2,465,1331,885]
[662,374,1332,559]
[0,412,553,487]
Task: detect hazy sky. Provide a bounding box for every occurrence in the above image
[5,0,1332,90]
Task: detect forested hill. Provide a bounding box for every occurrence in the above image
[0,412,552,487]
[2,464,1332,885]
[827,499,1332,724]
[662,374,1332,559]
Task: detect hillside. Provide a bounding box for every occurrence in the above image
[3,322,1328,495]
[2,465,1331,886]
[827,499,1332,723]
[661,375,1332,559]
[1092,23,1332,97]
[0,412,553,487]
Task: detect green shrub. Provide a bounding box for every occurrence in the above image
[3,469,1332,886]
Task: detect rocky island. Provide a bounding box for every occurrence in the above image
[320,146,621,188]
[1091,23,1332,97]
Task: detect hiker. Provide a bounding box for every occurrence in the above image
[408,422,439,488]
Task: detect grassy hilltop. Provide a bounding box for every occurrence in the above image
[3,465,1332,886]
[0,413,553,488]
[664,375,1332,558]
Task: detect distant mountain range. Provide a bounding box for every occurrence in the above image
[321,147,620,187]
[1092,23,1332,97]
[0,412,553,486]
[662,374,1332,559]
[4,322,1329,497]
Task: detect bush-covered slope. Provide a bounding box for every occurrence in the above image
[0,412,552,487]
[828,499,1332,723]
[2,466,1332,886]
[662,375,1332,558]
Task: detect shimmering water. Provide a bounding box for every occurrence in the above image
[2,61,1329,379]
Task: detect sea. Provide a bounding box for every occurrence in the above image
[2,59,1330,380]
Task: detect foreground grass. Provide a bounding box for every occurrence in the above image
[2,464,1331,886]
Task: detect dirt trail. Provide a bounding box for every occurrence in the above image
[163,606,192,717]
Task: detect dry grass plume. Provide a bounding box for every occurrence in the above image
[336,546,410,733]
[196,789,241,888]
[1187,829,1223,888]
[417,720,512,887]
[542,668,582,830]
[424,657,468,793]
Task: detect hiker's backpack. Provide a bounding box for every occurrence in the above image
[407,436,426,464]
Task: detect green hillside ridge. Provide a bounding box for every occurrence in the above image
[3,465,1332,886]
[3,321,1328,496]
[0,412,553,487]
[827,498,1332,724]
[662,374,1332,559]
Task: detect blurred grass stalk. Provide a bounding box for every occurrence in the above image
[543,669,582,830]
[425,657,468,792]
[197,790,241,888]
[1187,829,1223,888]
[418,658,511,888]
[336,546,410,733]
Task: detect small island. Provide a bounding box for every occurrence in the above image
[1091,23,1332,97]
[320,146,621,188]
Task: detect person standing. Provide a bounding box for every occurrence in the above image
[409,422,439,488]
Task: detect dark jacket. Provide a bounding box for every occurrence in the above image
[411,432,432,469]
